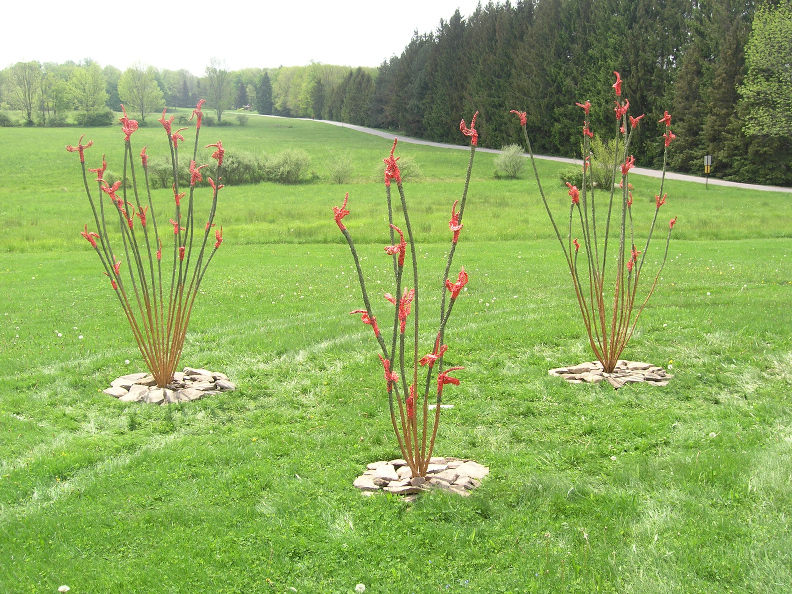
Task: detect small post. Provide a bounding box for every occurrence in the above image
[704,155,712,189]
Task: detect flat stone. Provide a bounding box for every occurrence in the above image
[173,372,185,382]
[353,475,379,492]
[119,389,145,402]
[190,381,217,391]
[389,459,408,467]
[606,376,626,389]
[180,388,204,401]
[215,379,236,391]
[367,461,388,471]
[125,384,149,400]
[145,389,166,404]
[455,461,489,480]
[119,372,149,382]
[136,375,158,387]
[448,484,471,497]
[373,477,389,487]
[183,367,213,377]
[374,464,399,482]
[435,469,460,483]
[447,459,463,469]
[626,361,653,370]
[212,372,228,381]
[454,474,472,487]
[426,463,448,474]
[103,386,128,398]
[410,476,426,487]
[397,465,413,480]
[384,484,422,495]
[428,477,451,489]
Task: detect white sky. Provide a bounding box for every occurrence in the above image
[3,1,485,75]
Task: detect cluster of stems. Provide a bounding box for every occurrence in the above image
[512,74,677,373]
[68,101,225,387]
[334,115,477,478]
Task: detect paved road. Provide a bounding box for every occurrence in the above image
[260,114,792,194]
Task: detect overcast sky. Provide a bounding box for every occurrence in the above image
[3,1,486,75]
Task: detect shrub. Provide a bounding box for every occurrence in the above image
[266,149,311,184]
[77,108,115,127]
[0,112,15,127]
[494,144,526,178]
[103,170,130,189]
[327,153,354,184]
[236,114,249,126]
[222,150,265,185]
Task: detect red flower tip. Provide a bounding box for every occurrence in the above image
[659,111,672,127]
[119,105,138,141]
[575,101,591,116]
[629,114,645,128]
[378,354,399,392]
[627,259,634,271]
[189,160,206,186]
[573,238,580,252]
[614,99,630,120]
[621,155,636,176]
[627,192,634,208]
[80,224,100,248]
[655,193,667,208]
[509,110,527,126]
[156,238,162,261]
[437,366,464,395]
[449,200,463,243]
[460,111,479,146]
[173,184,186,206]
[383,139,401,186]
[190,99,206,129]
[663,130,676,147]
[669,216,678,230]
[566,182,580,205]
[170,218,184,235]
[406,384,416,420]
[158,109,174,136]
[214,226,223,249]
[351,309,379,336]
[209,177,224,193]
[140,147,148,168]
[385,289,415,333]
[66,134,93,163]
[88,154,107,181]
[333,192,350,230]
[206,140,225,166]
[612,71,622,96]
[445,267,469,299]
[136,205,148,227]
[420,344,448,368]
[112,257,121,276]
[171,127,187,148]
[179,246,185,261]
[384,224,406,267]
[583,125,593,138]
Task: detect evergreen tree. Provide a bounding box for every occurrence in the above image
[255,72,273,115]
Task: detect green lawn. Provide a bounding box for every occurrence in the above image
[1,113,791,593]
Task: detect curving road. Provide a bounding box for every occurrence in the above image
[256,114,792,194]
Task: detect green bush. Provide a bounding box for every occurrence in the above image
[103,170,131,189]
[77,108,115,127]
[494,144,527,178]
[0,112,15,127]
[326,154,354,184]
[222,150,266,185]
[266,149,311,184]
[587,134,618,190]
[236,114,249,126]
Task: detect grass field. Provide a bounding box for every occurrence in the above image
[1,112,791,593]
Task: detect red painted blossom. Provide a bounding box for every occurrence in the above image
[206,141,225,166]
[384,224,406,267]
[209,177,224,193]
[156,238,162,261]
[383,139,401,186]
[437,366,464,395]
[119,105,138,141]
[173,184,186,206]
[614,99,629,120]
[206,221,216,232]
[169,218,184,235]
[631,245,641,262]
[509,110,527,126]
[669,217,677,230]
[566,182,580,205]
[66,134,93,163]
[420,343,448,368]
[627,259,634,272]
[179,246,185,261]
[112,257,121,277]
[171,128,187,148]
[621,155,636,176]
[384,288,415,333]
[573,238,580,252]
[140,147,148,167]
[460,111,479,146]
[88,154,107,181]
[663,130,676,147]
[629,114,645,128]
[189,161,206,186]
[100,180,122,203]
[125,203,135,230]
[378,354,399,392]
[406,384,416,420]
[575,100,591,115]
[190,99,206,129]
[350,309,380,336]
[136,205,148,227]
[583,125,594,138]
[655,193,667,208]
[445,267,469,299]
[449,200,463,244]
[214,226,223,249]
[627,193,634,208]
[333,192,350,230]
[80,224,100,248]
[103,271,118,290]
[658,111,672,127]
[158,109,174,136]
[612,71,622,96]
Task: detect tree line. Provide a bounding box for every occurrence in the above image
[2,0,789,185]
